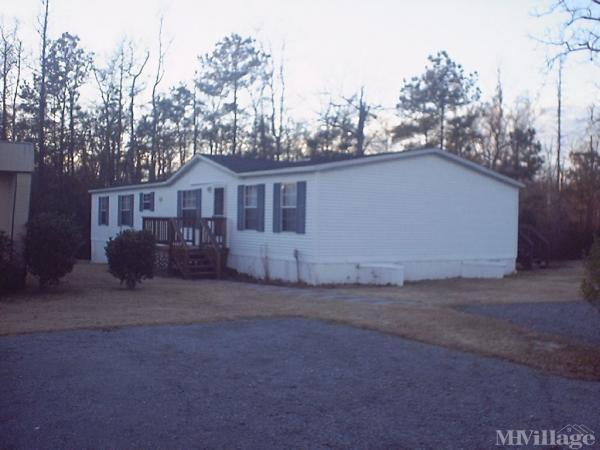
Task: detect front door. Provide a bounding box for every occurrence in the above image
[212,187,226,243]
[178,189,202,244]
[213,187,225,217]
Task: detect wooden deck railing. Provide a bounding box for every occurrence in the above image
[143,217,226,248]
[142,216,227,278]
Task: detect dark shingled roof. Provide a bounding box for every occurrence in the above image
[202,152,402,173]
[89,148,524,193]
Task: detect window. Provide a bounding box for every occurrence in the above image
[237,184,264,232]
[181,190,197,221]
[118,194,134,226]
[214,188,224,216]
[244,185,259,230]
[273,181,306,234]
[280,183,297,232]
[141,192,154,211]
[98,196,109,226]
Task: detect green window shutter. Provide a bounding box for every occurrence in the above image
[177,191,183,218]
[139,193,143,211]
[117,196,122,226]
[257,184,265,232]
[128,194,134,226]
[296,181,306,234]
[272,183,281,233]
[195,189,202,223]
[237,185,245,230]
[98,197,102,226]
[150,192,155,211]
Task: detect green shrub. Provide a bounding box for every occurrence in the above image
[105,229,155,289]
[0,231,26,291]
[581,235,600,308]
[24,213,82,287]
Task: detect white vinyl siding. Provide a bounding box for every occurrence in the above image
[90,153,518,284]
[315,154,518,280]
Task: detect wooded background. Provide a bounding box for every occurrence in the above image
[0,0,598,259]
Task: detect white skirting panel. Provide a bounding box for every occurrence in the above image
[227,253,515,286]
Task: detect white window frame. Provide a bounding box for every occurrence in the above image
[213,187,225,217]
[181,191,196,211]
[244,185,258,208]
[99,196,109,226]
[119,195,133,226]
[142,192,153,211]
[280,183,297,232]
[244,185,259,230]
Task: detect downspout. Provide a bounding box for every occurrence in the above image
[294,249,301,283]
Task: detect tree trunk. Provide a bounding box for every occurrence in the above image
[556,58,563,192]
[192,85,199,155]
[128,50,149,183]
[232,79,238,155]
[439,103,445,149]
[68,90,76,175]
[38,0,50,173]
[116,51,124,182]
[1,36,8,141]
[11,41,21,141]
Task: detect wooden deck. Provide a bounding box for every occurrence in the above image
[143,217,228,279]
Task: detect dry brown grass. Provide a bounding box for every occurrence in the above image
[1,261,598,381]
[329,261,582,306]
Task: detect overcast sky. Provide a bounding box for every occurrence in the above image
[3,0,599,148]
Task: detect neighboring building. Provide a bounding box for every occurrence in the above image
[89,148,523,286]
[0,141,34,253]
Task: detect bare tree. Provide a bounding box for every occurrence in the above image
[490,69,506,168]
[320,88,379,156]
[192,70,200,155]
[11,38,22,141]
[93,66,114,184]
[112,44,128,181]
[0,24,14,140]
[37,0,50,172]
[268,48,286,160]
[347,87,378,156]
[127,46,149,182]
[538,0,600,64]
[557,57,564,191]
[150,17,166,181]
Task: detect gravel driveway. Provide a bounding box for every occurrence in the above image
[1,318,598,449]
[459,301,600,345]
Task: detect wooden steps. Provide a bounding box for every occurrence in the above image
[144,216,228,280]
[169,247,229,279]
[186,249,217,278]
[517,224,550,270]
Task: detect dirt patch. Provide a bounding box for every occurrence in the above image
[1,261,599,381]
